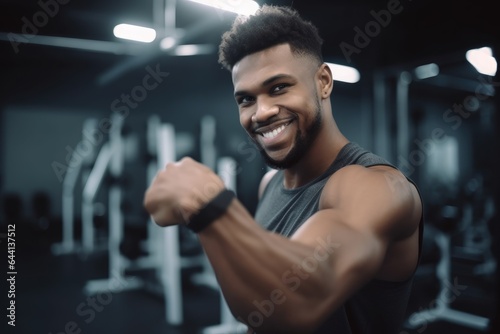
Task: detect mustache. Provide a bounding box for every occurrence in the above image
[251,116,294,132]
[251,115,280,131]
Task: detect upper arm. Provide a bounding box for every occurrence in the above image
[289,165,421,314]
[318,164,420,240]
[258,169,278,200]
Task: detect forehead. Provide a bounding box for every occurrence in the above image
[231,44,314,90]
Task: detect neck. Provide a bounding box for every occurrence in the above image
[283,114,348,189]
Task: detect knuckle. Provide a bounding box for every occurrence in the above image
[164,161,175,169]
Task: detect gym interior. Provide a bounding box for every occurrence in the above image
[1,1,499,333]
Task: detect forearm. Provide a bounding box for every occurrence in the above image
[197,199,338,332]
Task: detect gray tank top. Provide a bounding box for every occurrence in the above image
[255,142,423,334]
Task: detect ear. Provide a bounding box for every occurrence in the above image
[317,63,334,99]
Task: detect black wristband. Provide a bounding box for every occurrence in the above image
[186,189,236,233]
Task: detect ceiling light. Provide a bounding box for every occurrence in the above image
[186,0,260,16]
[326,63,360,83]
[466,47,497,76]
[414,63,439,80]
[174,44,215,56]
[113,24,157,43]
[160,37,177,50]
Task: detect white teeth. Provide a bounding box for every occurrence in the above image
[262,124,286,139]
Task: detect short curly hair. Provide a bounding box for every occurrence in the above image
[218,5,324,71]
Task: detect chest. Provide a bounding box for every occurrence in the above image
[255,180,327,237]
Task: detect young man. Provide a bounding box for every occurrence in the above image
[144,5,423,334]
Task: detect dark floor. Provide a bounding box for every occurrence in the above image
[3,224,499,334]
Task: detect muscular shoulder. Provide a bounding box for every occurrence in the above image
[258,169,278,200]
[319,165,421,240]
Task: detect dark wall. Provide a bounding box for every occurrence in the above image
[408,82,495,206]
[1,106,105,218]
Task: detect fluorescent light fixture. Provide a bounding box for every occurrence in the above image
[187,0,260,16]
[113,24,156,43]
[326,63,360,83]
[414,63,439,80]
[174,44,215,56]
[466,47,497,76]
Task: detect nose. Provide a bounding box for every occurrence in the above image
[252,97,280,123]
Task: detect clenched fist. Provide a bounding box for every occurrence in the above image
[143,157,225,226]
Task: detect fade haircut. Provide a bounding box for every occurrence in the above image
[218,5,324,71]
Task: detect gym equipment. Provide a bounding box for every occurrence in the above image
[52,118,100,255]
[137,116,206,325]
[83,113,144,295]
[78,113,246,329]
[190,116,220,288]
[155,121,183,324]
[201,157,248,334]
[81,141,113,255]
[407,202,490,331]
[82,114,205,326]
[376,55,495,332]
[457,176,497,277]
[192,116,247,333]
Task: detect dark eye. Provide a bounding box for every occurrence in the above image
[271,83,289,94]
[238,96,255,105]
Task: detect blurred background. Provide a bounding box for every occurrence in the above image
[0,0,499,333]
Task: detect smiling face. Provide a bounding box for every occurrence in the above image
[232,43,326,169]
